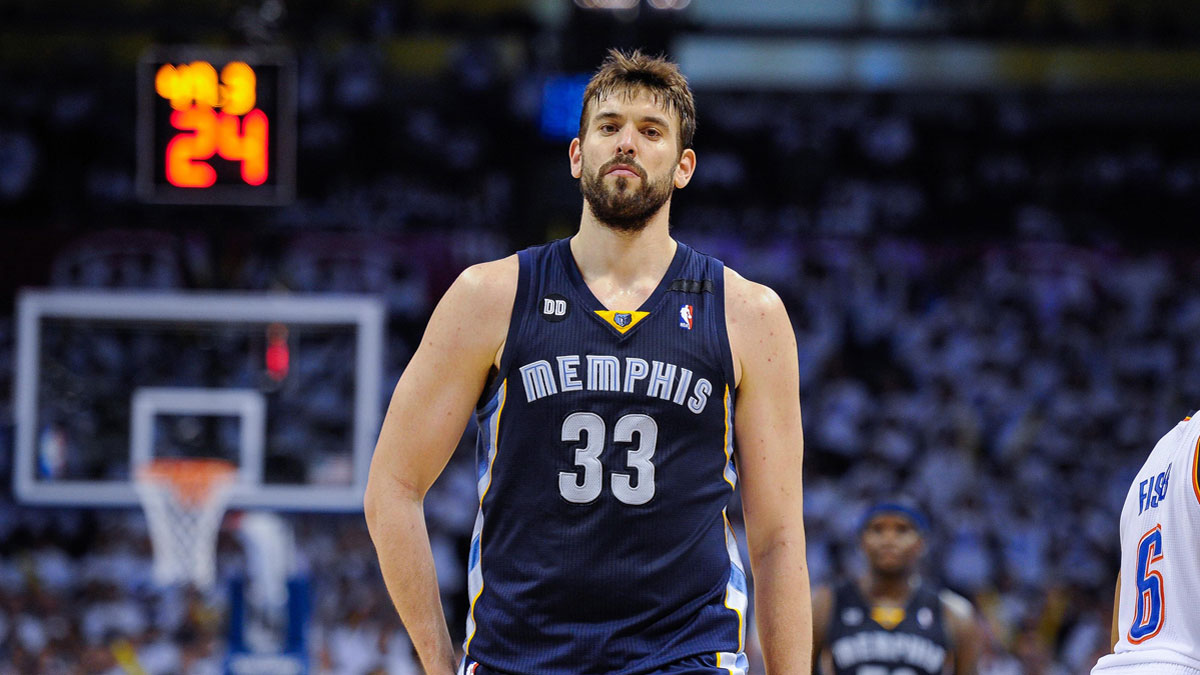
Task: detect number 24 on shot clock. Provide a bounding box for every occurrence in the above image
[137,47,296,205]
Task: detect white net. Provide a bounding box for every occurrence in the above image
[135,459,236,590]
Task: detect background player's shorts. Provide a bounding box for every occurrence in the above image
[460,653,743,675]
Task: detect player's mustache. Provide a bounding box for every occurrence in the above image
[598,155,646,180]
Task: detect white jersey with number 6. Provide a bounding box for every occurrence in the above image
[1092,413,1200,675]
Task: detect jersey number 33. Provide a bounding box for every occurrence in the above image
[559,411,657,506]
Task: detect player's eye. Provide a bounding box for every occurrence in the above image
[644,128,661,138]
[599,123,617,133]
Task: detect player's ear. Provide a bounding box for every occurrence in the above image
[674,148,696,189]
[570,138,583,179]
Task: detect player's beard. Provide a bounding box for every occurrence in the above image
[580,154,674,233]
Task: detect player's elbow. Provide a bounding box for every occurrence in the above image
[363,479,385,536]
[363,468,422,535]
[363,474,399,536]
[749,522,808,565]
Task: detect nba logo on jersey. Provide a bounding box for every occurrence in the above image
[679,304,693,330]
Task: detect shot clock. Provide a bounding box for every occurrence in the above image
[137,46,296,205]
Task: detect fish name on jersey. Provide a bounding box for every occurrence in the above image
[517,355,713,413]
[1137,463,1171,515]
[831,631,947,674]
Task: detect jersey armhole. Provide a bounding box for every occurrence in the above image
[938,588,972,647]
[710,261,738,399]
[477,250,530,408]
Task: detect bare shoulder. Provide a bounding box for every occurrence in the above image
[452,255,519,308]
[723,267,794,387]
[938,588,975,622]
[422,255,518,365]
[723,266,788,325]
[439,255,519,328]
[939,587,982,667]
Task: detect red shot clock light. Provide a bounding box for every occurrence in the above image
[137,47,296,205]
[264,323,290,382]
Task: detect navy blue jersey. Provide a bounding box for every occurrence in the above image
[826,581,949,675]
[464,238,747,675]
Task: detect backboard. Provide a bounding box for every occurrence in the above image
[14,290,385,511]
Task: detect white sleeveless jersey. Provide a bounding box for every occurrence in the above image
[1092,413,1200,675]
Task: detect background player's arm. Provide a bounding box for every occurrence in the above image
[726,269,812,673]
[1110,572,1122,650]
[940,589,982,675]
[364,257,516,675]
[810,585,833,675]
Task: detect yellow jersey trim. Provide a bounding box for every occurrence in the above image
[871,606,906,630]
[722,386,735,490]
[722,510,746,651]
[465,380,507,652]
[594,310,650,334]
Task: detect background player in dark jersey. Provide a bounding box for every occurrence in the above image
[364,50,811,674]
[812,501,981,675]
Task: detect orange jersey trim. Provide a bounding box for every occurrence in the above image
[1192,434,1200,507]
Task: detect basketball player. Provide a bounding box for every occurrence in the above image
[1091,412,1200,675]
[811,501,981,675]
[364,50,810,675]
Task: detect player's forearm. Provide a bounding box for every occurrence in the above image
[751,534,813,673]
[366,491,457,675]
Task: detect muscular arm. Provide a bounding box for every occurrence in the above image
[726,269,812,673]
[364,257,516,675]
[940,590,982,675]
[811,585,833,675]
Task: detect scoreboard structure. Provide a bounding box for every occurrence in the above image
[137,46,296,206]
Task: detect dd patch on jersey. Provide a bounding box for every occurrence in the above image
[539,294,570,322]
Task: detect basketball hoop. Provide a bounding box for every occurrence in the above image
[135,458,237,590]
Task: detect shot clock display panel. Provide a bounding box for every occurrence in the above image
[137,46,296,206]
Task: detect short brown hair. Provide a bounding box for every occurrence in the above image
[578,49,696,153]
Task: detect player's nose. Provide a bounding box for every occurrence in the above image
[614,124,637,157]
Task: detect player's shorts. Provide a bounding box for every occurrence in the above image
[460,653,743,675]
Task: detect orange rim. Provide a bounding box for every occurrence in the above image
[138,458,236,506]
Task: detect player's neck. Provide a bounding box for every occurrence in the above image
[861,572,919,604]
[572,208,676,288]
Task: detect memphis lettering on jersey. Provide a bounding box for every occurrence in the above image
[1138,462,1171,515]
[518,355,712,414]
[831,631,946,674]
